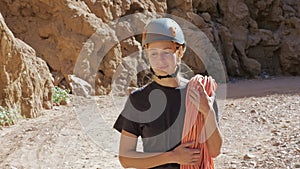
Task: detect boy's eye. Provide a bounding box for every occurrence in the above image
[162,51,172,56]
[150,52,158,57]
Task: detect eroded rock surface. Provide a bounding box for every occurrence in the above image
[0,13,53,117]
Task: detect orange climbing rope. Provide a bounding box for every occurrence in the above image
[181,75,217,169]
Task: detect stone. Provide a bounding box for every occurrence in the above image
[69,75,95,97]
[187,12,206,28]
[193,0,218,13]
[201,13,212,22]
[244,154,256,160]
[229,164,237,169]
[230,160,239,164]
[280,31,300,76]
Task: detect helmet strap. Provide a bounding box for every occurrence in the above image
[150,65,180,79]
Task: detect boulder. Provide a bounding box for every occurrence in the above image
[218,26,240,76]
[69,75,94,97]
[0,13,53,118]
[280,30,300,75]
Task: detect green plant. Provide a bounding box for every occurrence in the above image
[52,86,70,104]
[0,106,23,126]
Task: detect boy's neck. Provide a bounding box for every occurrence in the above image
[153,76,181,88]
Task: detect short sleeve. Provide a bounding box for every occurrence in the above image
[113,114,141,137]
[113,96,142,137]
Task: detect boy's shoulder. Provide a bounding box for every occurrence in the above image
[129,82,154,96]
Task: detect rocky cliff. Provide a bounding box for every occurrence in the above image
[0,0,299,96]
[0,13,53,118]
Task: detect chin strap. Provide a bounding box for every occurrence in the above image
[150,66,180,79]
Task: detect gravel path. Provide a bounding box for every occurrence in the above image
[0,76,299,169]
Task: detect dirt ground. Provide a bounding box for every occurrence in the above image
[0,76,299,169]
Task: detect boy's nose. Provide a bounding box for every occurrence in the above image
[158,54,166,60]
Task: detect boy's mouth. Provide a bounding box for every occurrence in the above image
[157,65,168,70]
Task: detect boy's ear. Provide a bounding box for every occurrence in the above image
[178,46,184,58]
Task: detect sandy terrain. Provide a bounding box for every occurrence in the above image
[0,76,299,169]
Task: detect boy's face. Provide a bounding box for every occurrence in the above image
[146,41,180,76]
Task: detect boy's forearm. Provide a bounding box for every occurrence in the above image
[203,109,223,157]
[119,151,174,168]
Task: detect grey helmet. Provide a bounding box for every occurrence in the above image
[142,18,185,47]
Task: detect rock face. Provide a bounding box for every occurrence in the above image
[0,0,166,95]
[168,0,300,77]
[0,0,299,95]
[0,13,53,118]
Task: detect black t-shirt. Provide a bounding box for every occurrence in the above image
[113,80,219,169]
